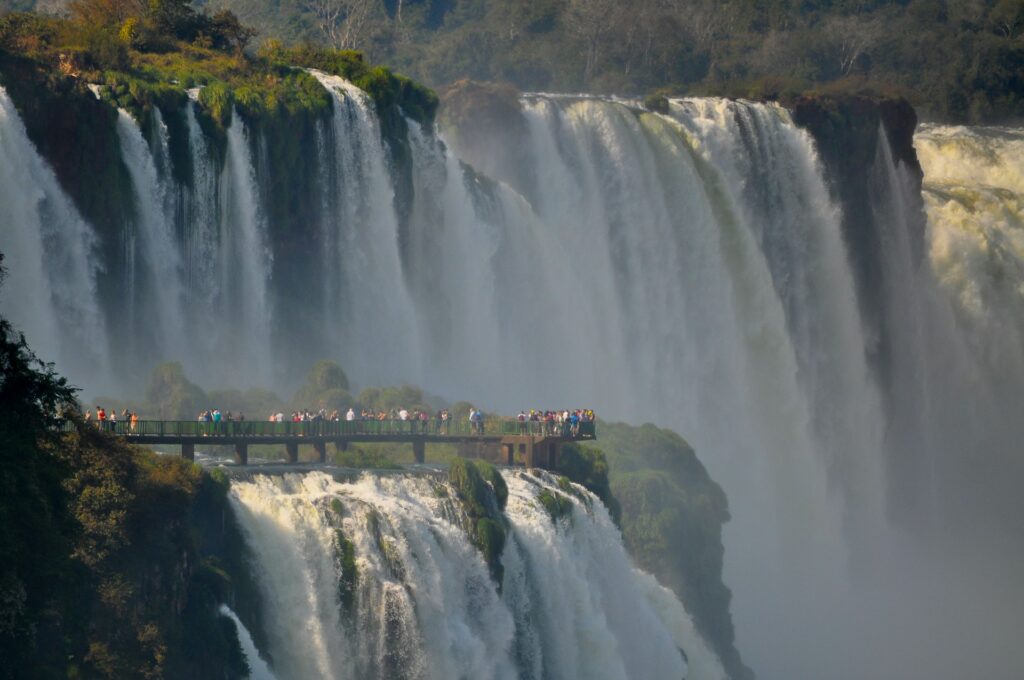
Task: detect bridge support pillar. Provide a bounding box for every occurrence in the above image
[234,444,248,466]
[523,440,537,468]
[503,443,514,466]
[547,442,559,470]
[314,441,327,464]
[337,440,349,452]
[181,442,194,462]
[286,443,299,464]
[412,440,425,464]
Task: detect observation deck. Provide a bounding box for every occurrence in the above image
[67,418,596,469]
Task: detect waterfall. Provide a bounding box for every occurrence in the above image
[116,108,188,363]
[0,87,108,388]
[915,125,1024,395]
[217,110,273,385]
[6,74,1024,679]
[227,469,717,680]
[311,70,423,386]
[220,605,279,680]
[182,101,221,363]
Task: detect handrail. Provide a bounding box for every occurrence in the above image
[64,418,597,440]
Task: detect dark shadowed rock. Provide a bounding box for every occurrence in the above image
[438,79,536,200]
[785,94,926,384]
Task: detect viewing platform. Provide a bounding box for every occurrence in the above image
[68,418,596,470]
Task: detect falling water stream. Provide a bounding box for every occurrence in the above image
[3,77,1023,678]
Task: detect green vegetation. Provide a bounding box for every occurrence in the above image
[328,497,359,615]
[536,487,573,521]
[334,445,405,469]
[0,1,436,129]
[145,0,1023,124]
[0,255,249,678]
[292,359,352,412]
[93,360,475,465]
[336,533,358,611]
[471,458,508,511]
[555,442,617,518]
[587,420,751,680]
[508,421,748,678]
[447,458,507,582]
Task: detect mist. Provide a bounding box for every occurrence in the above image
[4,79,1024,679]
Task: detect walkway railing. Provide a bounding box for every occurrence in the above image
[67,418,597,440]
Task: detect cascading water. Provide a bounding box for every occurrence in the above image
[311,70,423,386]
[227,469,720,680]
[113,102,275,386]
[217,109,273,385]
[182,98,221,362]
[5,71,1024,678]
[0,87,109,389]
[220,605,278,680]
[116,108,188,361]
[915,125,1024,397]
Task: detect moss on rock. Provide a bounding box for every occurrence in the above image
[335,530,358,613]
[537,488,573,522]
[447,458,508,583]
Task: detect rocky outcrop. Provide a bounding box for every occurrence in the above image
[438,79,537,201]
[785,94,927,378]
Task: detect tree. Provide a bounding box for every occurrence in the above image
[209,9,257,55]
[69,0,145,27]
[991,0,1024,39]
[563,0,620,83]
[824,14,880,76]
[303,0,376,49]
[293,360,352,411]
[144,362,207,420]
[148,0,194,37]
[0,253,77,673]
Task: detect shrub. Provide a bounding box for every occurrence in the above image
[198,81,233,126]
[80,25,129,71]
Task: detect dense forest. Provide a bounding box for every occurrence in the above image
[4,0,1021,122]
[219,0,1024,123]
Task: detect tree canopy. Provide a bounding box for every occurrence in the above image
[160,0,1024,123]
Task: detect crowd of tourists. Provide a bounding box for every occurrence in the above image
[83,406,139,431]
[80,404,595,438]
[199,409,246,423]
[515,409,596,437]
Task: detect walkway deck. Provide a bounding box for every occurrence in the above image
[69,419,596,469]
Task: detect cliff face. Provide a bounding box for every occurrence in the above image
[585,423,754,680]
[438,79,535,202]
[786,94,928,379]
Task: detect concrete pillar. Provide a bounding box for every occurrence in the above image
[181,442,195,462]
[413,439,425,464]
[234,443,248,466]
[504,443,514,466]
[523,440,536,468]
[337,440,349,452]
[548,442,559,470]
[314,441,327,464]
[286,442,299,463]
